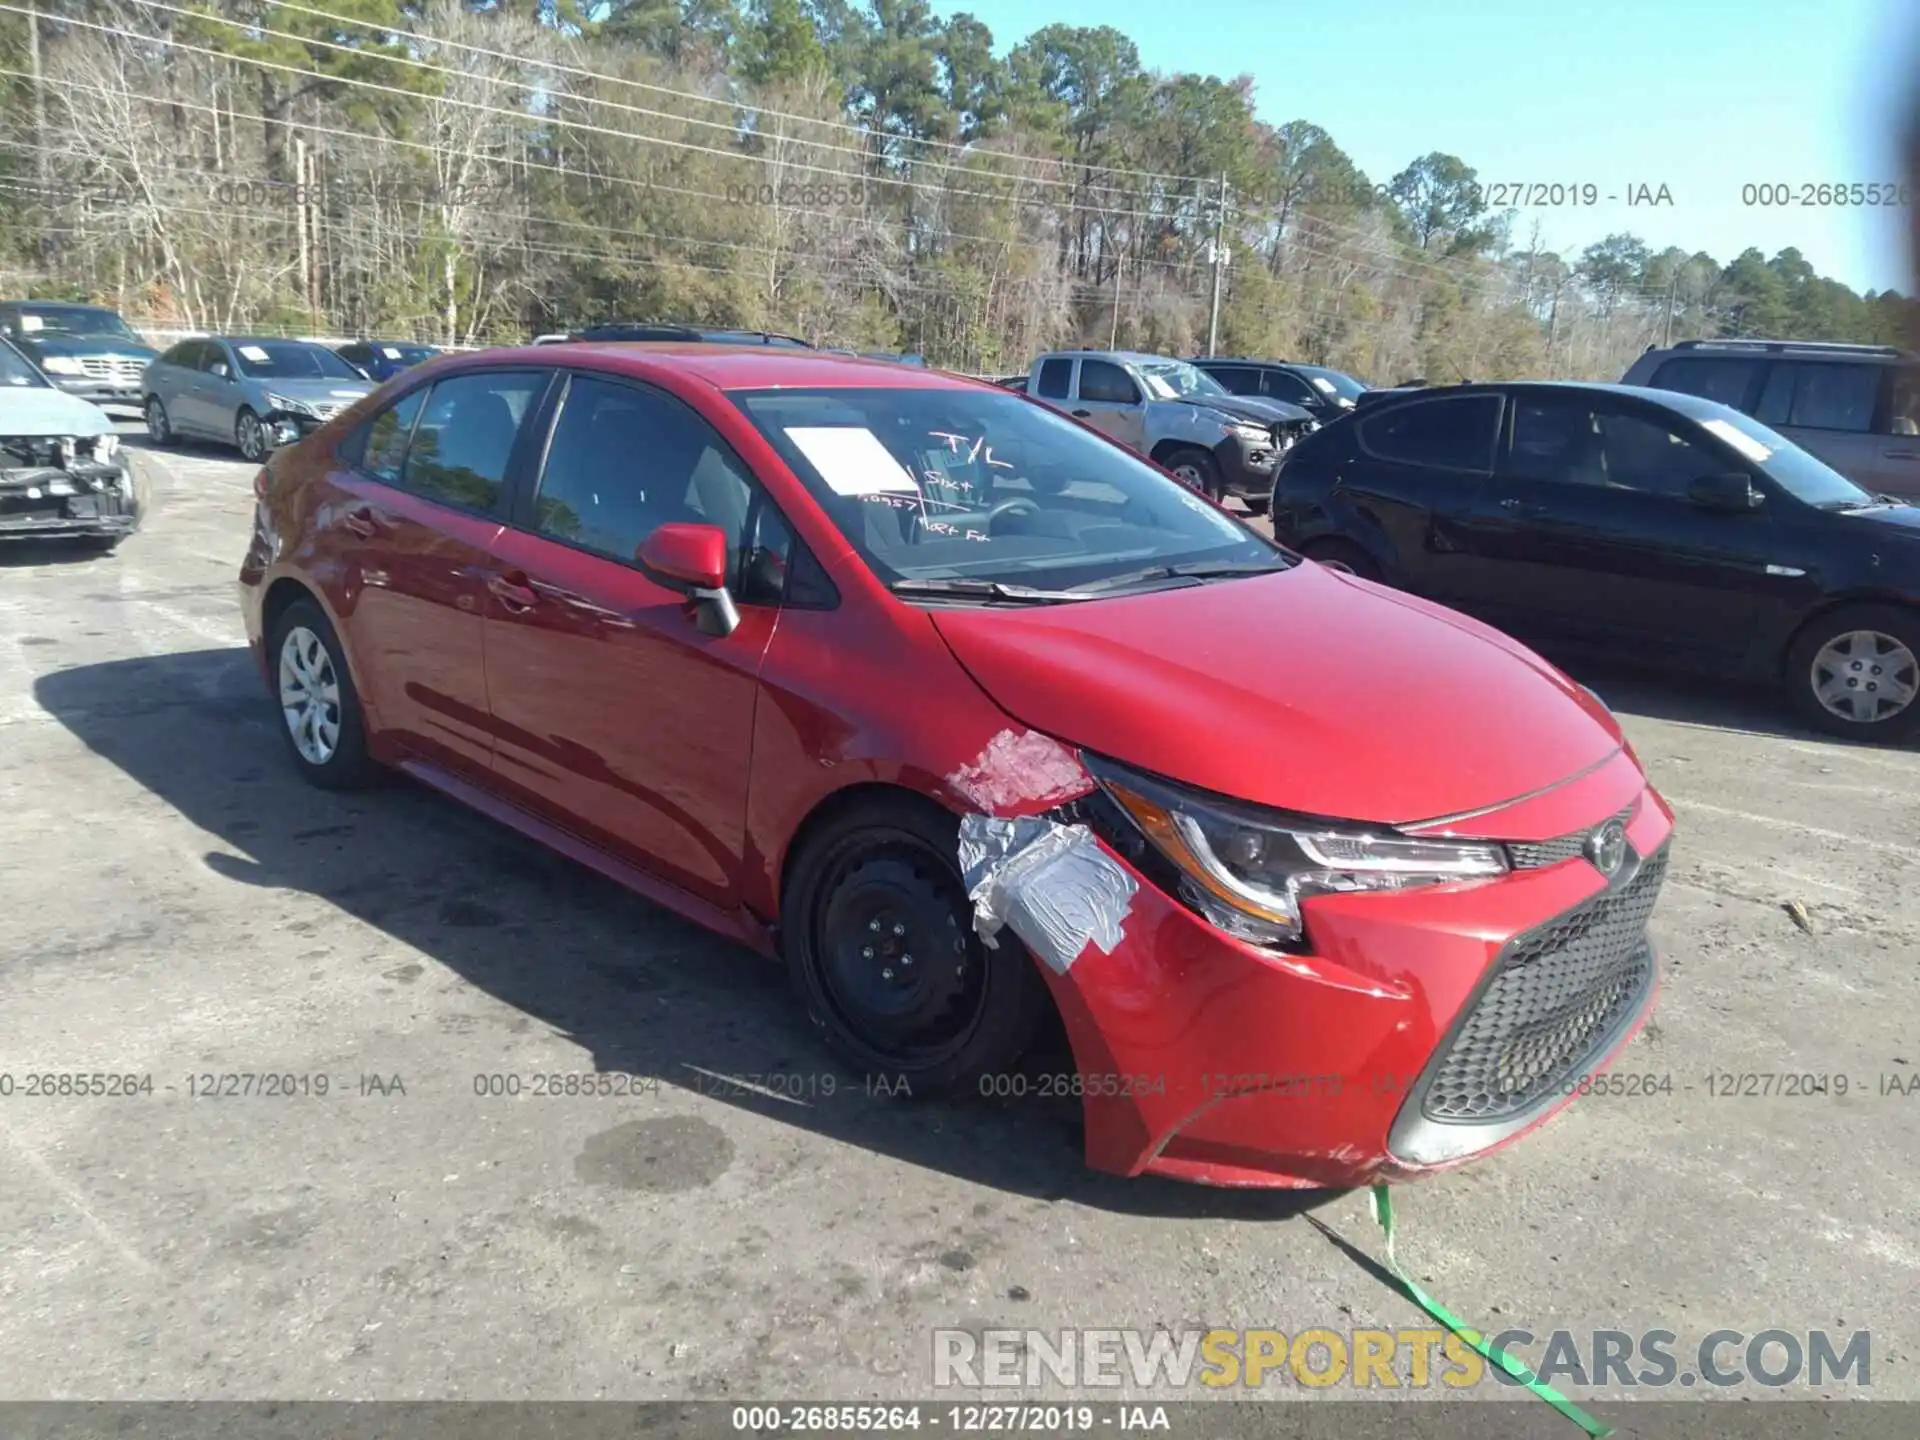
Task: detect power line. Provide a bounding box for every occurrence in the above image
[262,0,1219,192]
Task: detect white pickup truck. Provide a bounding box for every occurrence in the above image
[1023,349,1318,514]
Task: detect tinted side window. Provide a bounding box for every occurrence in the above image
[1595,412,1717,498]
[1262,370,1318,405]
[1205,365,1259,395]
[1036,358,1072,399]
[352,389,426,483]
[160,341,196,367]
[1358,396,1501,470]
[1508,397,1607,484]
[200,344,231,375]
[1649,357,1760,410]
[531,374,790,599]
[1077,359,1139,404]
[400,371,540,512]
[1753,362,1880,433]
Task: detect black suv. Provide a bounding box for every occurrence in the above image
[0,301,158,411]
[1188,357,1369,423]
[534,323,813,347]
[1269,380,1920,741]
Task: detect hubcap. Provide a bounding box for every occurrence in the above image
[1173,463,1204,484]
[240,415,263,459]
[147,401,167,441]
[816,854,981,1065]
[1810,629,1918,724]
[278,625,342,764]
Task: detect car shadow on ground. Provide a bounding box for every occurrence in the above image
[0,538,119,568]
[1554,654,1916,751]
[35,646,1341,1223]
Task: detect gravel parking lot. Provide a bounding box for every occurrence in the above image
[1,431,1916,1413]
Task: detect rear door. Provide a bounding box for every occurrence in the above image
[1866,364,1920,502]
[1456,392,1779,664]
[332,367,551,780]
[1343,392,1503,604]
[1751,359,1886,490]
[1071,358,1148,449]
[1644,354,1766,413]
[480,371,786,907]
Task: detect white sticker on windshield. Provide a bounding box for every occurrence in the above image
[1701,418,1772,464]
[331,389,363,397]
[785,426,920,496]
[239,344,271,362]
[381,346,402,358]
[18,315,42,332]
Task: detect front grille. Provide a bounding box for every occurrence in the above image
[76,355,145,383]
[1421,845,1667,1123]
[1507,805,1634,869]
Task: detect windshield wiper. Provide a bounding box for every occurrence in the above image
[1068,559,1292,594]
[887,577,1096,603]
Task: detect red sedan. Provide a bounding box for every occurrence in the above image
[238,344,1673,1189]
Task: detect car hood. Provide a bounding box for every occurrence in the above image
[928,564,1623,827]
[0,386,114,438]
[19,334,157,361]
[1173,393,1315,427]
[1835,500,1920,535]
[253,376,376,404]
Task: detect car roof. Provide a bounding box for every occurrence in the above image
[459,343,981,392]
[1360,378,1748,422]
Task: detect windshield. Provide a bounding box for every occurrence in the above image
[0,341,48,387]
[230,341,365,380]
[16,306,138,341]
[1138,360,1229,401]
[1694,407,1877,508]
[733,385,1283,592]
[1296,365,1368,401]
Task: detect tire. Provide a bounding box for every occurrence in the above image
[266,597,381,789]
[145,395,174,446]
[1241,494,1271,517]
[236,408,269,464]
[1161,446,1223,501]
[1785,604,1920,742]
[1302,537,1381,583]
[781,795,1051,1095]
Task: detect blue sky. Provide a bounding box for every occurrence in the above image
[953,0,1920,295]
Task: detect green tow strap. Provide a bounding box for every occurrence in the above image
[1369,1184,1613,1437]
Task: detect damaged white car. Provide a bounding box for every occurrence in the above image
[0,337,141,549]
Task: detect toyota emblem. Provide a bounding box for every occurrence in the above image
[1586,820,1628,877]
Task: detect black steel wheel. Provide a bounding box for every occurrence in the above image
[782,796,1049,1094]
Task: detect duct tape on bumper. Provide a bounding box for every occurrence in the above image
[956,815,1137,974]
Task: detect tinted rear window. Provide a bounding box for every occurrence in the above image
[1649,357,1760,410]
[1357,395,1502,470]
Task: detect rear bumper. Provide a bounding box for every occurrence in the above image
[1040,767,1674,1188]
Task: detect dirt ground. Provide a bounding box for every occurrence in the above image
[1,433,1915,1411]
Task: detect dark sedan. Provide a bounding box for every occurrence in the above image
[335,340,440,382]
[1269,381,1920,740]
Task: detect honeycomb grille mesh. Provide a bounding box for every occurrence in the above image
[1422,847,1666,1123]
[1507,805,1635,869]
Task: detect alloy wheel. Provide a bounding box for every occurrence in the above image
[237,411,267,463]
[278,625,343,764]
[146,398,170,443]
[1809,629,1918,724]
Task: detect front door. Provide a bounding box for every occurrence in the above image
[481,372,783,909]
[1455,393,1780,665]
[1072,358,1148,450]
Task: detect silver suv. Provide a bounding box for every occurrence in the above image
[1621,339,1920,500]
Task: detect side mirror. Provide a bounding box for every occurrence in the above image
[638,522,738,636]
[1687,472,1764,512]
[209,362,229,380]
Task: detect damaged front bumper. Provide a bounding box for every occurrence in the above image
[0,459,141,539]
[960,779,1673,1189]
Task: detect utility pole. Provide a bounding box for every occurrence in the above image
[1661,272,1679,348]
[26,0,50,265]
[295,137,314,329]
[1206,172,1227,357]
[1109,256,1121,349]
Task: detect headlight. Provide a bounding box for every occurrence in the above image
[41,356,84,375]
[1230,422,1272,446]
[265,392,315,417]
[1087,757,1509,947]
[93,433,119,463]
